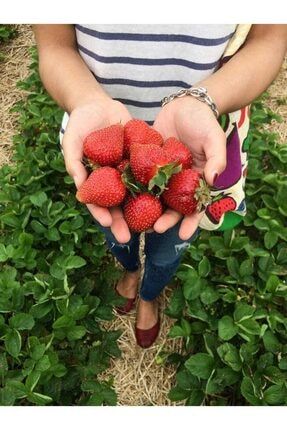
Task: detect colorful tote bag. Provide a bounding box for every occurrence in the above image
[199,24,252,231]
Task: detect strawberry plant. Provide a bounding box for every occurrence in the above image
[166,95,287,405]
[0,25,17,43]
[0,48,125,406]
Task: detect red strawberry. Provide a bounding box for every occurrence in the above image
[163,137,193,169]
[146,127,164,146]
[130,143,173,187]
[117,159,130,173]
[206,196,236,223]
[123,119,163,156]
[162,169,211,215]
[124,193,163,232]
[83,124,124,166]
[76,167,126,207]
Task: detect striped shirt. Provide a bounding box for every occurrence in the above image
[60,24,236,132]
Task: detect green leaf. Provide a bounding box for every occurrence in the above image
[0,387,16,405]
[168,386,190,401]
[0,244,8,262]
[237,319,261,336]
[217,343,242,371]
[165,287,185,318]
[29,191,48,207]
[5,329,22,358]
[240,377,262,406]
[264,231,278,249]
[186,389,205,406]
[264,384,287,405]
[52,315,74,329]
[198,256,211,277]
[27,392,53,405]
[263,330,281,353]
[9,313,35,330]
[5,380,27,399]
[218,316,238,341]
[239,259,254,277]
[25,370,41,392]
[234,302,255,323]
[200,286,219,305]
[226,257,240,279]
[266,275,280,293]
[64,255,86,270]
[66,325,87,341]
[0,354,8,378]
[184,353,214,379]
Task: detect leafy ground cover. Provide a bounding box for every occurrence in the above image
[0,45,286,406]
[0,48,125,406]
[166,97,287,405]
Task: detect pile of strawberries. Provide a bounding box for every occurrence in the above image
[76,119,211,232]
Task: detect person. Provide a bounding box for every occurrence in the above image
[34,24,287,348]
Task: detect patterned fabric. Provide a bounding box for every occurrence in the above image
[199,25,252,231]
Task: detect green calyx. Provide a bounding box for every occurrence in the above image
[148,162,182,195]
[121,165,147,197]
[194,178,212,211]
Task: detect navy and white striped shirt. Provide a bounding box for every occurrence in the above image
[60,24,236,132]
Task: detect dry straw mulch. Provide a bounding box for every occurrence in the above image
[0,25,35,167]
[0,25,286,406]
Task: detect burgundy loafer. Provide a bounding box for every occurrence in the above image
[135,317,160,349]
[114,285,137,315]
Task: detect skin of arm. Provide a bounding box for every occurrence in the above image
[153,24,287,240]
[34,25,287,242]
[33,25,132,244]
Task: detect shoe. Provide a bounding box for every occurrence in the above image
[135,316,160,348]
[114,284,137,315]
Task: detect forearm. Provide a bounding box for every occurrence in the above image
[34,25,108,113]
[198,25,287,115]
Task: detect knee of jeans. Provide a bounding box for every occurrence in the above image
[148,241,190,267]
[108,241,132,253]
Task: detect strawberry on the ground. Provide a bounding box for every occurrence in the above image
[162,169,211,215]
[124,193,163,232]
[163,137,193,169]
[123,119,163,156]
[76,167,126,207]
[205,196,236,223]
[83,124,124,166]
[117,159,130,173]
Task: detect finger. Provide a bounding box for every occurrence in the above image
[69,161,88,189]
[87,204,113,227]
[179,210,204,241]
[62,130,87,188]
[203,132,227,186]
[110,207,131,244]
[153,209,182,233]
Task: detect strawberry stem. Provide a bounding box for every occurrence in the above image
[194,178,212,211]
[148,162,182,195]
[121,166,147,197]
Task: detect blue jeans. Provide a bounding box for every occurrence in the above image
[95,221,200,301]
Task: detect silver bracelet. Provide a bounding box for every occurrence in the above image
[161,86,219,119]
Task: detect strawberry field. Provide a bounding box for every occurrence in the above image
[0,29,287,406]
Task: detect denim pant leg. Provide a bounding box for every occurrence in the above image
[94,220,141,273]
[140,224,200,301]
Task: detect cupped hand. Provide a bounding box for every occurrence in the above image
[62,97,132,243]
[152,96,227,240]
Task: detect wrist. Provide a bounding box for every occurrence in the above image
[162,86,220,118]
[66,90,111,113]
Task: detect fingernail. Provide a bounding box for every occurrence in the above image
[213,173,218,185]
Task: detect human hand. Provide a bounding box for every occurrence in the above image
[152,96,227,240]
[62,97,132,243]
